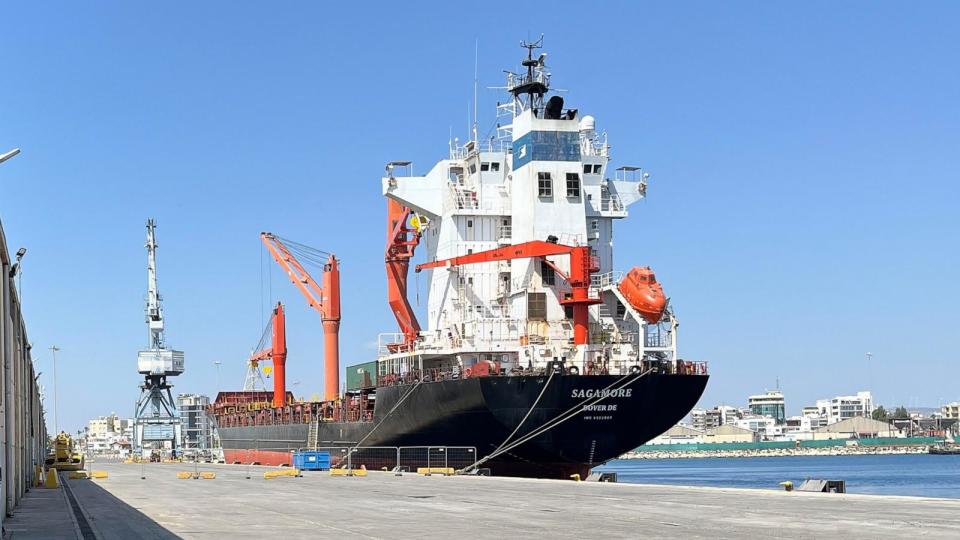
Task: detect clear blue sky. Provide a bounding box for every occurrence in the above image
[1,2,957,434]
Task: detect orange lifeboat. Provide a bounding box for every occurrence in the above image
[618,266,667,323]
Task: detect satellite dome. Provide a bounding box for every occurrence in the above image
[578,115,596,134]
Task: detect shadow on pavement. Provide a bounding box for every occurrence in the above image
[63,476,180,539]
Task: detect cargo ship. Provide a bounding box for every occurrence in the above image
[212,38,708,478]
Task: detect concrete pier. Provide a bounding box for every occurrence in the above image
[4,462,959,539]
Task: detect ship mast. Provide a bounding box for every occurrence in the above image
[507,35,550,113]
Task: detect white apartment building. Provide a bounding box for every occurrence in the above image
[735,415,782,439]
[85,413,133,455]
[942,402,960,420]
[691,405,746,431]
[815,391,874,425]
[178,394,213,452]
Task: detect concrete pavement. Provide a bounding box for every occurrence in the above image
[5,462,960,539]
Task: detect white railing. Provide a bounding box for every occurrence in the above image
[496,223,512,242]
[600,194,625,213]
[592,271,624,289]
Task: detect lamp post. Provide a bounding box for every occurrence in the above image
[0,148,20,164]
[49,345,60,434]
[14,247,25,305]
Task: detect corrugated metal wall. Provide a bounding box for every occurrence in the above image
[0,217,49,527]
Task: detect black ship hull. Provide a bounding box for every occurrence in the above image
[218,372,708,478]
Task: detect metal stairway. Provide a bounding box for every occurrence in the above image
[307,418,319,450]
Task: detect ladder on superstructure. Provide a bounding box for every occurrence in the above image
[307,418,319,450]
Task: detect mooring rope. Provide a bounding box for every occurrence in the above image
[349,378,424,451]
[462,368,651,473]
[488,369,556,456]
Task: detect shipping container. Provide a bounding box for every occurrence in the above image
[345,361,377,390]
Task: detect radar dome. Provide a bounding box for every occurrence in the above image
[578,115,596,134]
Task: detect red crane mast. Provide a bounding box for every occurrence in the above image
[261,232,341,401]
[248,302,288,408]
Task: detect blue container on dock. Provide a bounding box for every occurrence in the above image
[293,451,330,471]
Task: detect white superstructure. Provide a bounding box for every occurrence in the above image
[380,39,679,377]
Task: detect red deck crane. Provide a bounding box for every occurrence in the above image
[385,199,422,347]
[416,240,601,345]
[248,302,288,408]
[261,232,341,401]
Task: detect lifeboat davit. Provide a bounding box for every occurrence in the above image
[618,266,667,323]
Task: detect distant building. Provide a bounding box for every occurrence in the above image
[748,391,785,425]
[815,391,873,425]
[85,413,133,455]
[704,424,756,444]
[691,405,745,431]
[813,416,901,439]
[735,415,781,439]
[690,408,722,431]
[942,402,960,421]
[88,414,118,438]
[647,425,705,445]
[178,394,213,452]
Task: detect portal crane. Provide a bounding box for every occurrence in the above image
[261,233,341,401]
[416,240,600,345]
[134,219,184,456]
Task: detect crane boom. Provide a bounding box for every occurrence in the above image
[261,232,340,401]
[145,219,165,349]
[385,199,421,346]
[416,240,600,345]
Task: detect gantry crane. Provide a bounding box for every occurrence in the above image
[261,233,341,401]
[416,240,601,345]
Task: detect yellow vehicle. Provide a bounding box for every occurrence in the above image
[44,432,85,471]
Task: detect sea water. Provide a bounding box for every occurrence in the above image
[597,454,960,498]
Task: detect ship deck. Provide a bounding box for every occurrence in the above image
[5,462,959,539]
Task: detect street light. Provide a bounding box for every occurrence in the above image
[0,148,20,164]
[49,345,60,434]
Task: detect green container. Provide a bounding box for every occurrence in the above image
[346,361,377,390]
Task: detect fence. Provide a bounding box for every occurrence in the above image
[310,446,478,472]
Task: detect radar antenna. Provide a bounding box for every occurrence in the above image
[507,34,550,112]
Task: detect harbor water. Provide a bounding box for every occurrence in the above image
[598,454,960,498]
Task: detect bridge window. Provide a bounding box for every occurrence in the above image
[538,172,553,198]
[491,162,501,172]
[481,162,490,172]
[566,173,581,198]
